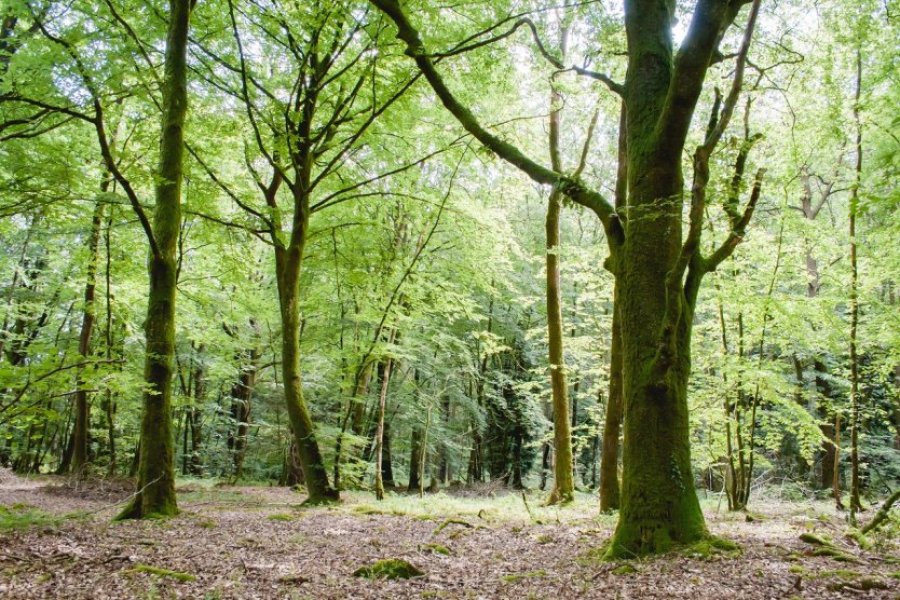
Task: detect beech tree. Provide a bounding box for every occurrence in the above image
[371,0,765,555]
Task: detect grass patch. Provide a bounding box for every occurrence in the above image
[128,564,196,582]
[353,558,424,580]
[0,504,69,532]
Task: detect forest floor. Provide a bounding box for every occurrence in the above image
[0,470,898,599]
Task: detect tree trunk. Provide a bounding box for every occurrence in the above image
[408,426,422,492]
[374,352,394,500]
[848,46,863,517]
[229,348,257,480]
[545,189,574,504]
[600,101,628,511]
[600,292,623,511]
[275,244,338,503]
[71,199,106,475]
[117,0,192,519]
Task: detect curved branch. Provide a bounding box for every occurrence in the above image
[369,0,620,244]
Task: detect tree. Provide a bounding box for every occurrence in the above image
[118,0,194,519]
[371,0,764,555]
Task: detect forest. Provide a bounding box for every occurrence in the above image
[0,0,898,597]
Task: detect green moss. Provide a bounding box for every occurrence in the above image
[501,569,547,583]
[680,536,741,560]
[799,532,857,562]
[826,577,888,592]
[611,564,638,575]
[799,532,832,546]
[353,559,424,580]
[128,564,196,582]
[816,569,860,580]
[268,513,296,522]
[810,547,856,562]
[788,565,805,575]
[421,543,451,556]
[535,533,554,544]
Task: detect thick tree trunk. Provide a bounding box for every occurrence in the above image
[608,126,705,555]
[117,0,191,519]
[276,244,338,503]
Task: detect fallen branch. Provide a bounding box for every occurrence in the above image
[432,518,473,536]
[861,489,900,535]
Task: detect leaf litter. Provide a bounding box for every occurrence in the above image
[0,476,897,599]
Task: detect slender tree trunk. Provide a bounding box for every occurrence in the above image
[833,412,843,509]
[230,348,258,480]
[118,0,192,519]
[374,350,395,500]
[409,426,422,492]
[543,34,574,504]
[600,296,624,511]
[188,344,205,476]
[848,47,863,517]
[71,198,106,475]
[600,102,627,512]
[545,189,574,504]
[103,206,117,476]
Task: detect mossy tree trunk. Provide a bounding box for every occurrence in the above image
[543,30,575,506]
[275,238,338,503]
[118,0,193,519]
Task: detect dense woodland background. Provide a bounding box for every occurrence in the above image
[0,0,897,530]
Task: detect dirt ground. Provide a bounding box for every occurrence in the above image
[0,472,897,599]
